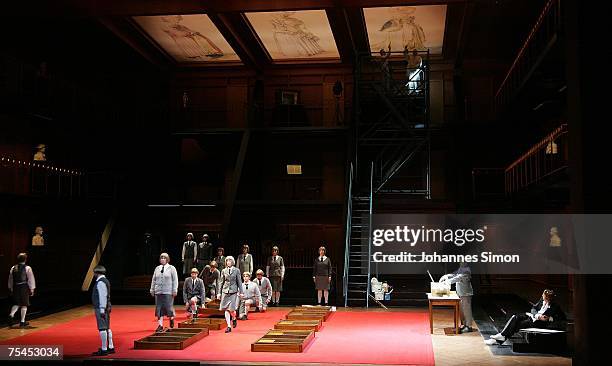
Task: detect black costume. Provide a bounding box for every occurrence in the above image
[500,299,566,337]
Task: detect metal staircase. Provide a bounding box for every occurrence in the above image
[343,51,432,308]
[355,50,431,196]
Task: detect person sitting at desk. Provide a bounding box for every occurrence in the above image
[485,289,566,345]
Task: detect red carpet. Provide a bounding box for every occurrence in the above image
[1,306,434,365]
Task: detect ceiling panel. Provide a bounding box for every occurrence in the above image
[133,14,241,63]
[363,5,447,54]
[245,10,340,61]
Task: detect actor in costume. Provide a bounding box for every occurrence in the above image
[181,233,197,276]
[213,247,226,271]
[196,234,213,272]
[440,262,474,333]
[237,244,254,277]
[183,268,205,319]
[238,272,261,320]
[266,246,285,306]
[217,256,243,333]
[313,245,332,306]
[8,253,36,328]
[486,289,566,345]
[150,253,178,332]
[201,260,220,300]
[255,269,272,312]
[91,265,115,356]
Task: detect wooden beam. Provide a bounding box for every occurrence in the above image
[221,130,250,243]
[98,17,172,69]
[208,13,268,71]
[326,7,355,63]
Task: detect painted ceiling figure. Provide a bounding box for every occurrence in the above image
[160,15,223,60]
[270,12,323,57]
[376,8,427,52]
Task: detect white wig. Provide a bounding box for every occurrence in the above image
[225,255,235,267]
[160,252,170,261]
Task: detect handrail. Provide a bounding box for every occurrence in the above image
[494,0,561,110]
[366,161,374,308]
[342,162,354,307]
[505,124,568,194]
[505,124,567,171]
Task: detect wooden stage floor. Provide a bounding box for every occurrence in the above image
[0,305,571,366]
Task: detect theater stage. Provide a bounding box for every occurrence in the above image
[0,305,435,365]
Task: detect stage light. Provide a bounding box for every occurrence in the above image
[182,204,216,207]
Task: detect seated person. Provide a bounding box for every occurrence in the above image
[200,261,220,303]
[485,289,566,345]
[238,272,261,320]
[183,268,205,319]
[254,269,272,312]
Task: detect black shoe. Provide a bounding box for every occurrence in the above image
[232,318,237,328]
[155,325,164,332]
[460,326,473,334]
[225,327,232,333]
[7,315,15,327]
[91,348,108,356]
[19,321,29,328]
[169,319,175,328]
[107,348,116,354]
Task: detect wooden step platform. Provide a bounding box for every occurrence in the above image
[134,328,209,350]
[285,310,331,321]
[274,319,322,332]
[251,329,315,353]
[178,317,226,330]
[299,305,332,311]
[198,299,225,317]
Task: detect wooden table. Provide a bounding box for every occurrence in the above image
[427,292,460,334]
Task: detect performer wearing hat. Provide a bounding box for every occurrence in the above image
[217,256,243,333]
[196,234,213,272]
[238,272,261,320]
[313,245,332,306]
[254,269,272,312]
[150,253,178,332]
[8,253,36,328]
[181,233,197,277]
[213,247,226,271]
[266,246,285,306]
[237,244,254,278]
[91,265,115,356]
[183,268,205,319]
[201,260,220,301]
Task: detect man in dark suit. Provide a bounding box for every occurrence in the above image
[486,289,566,345]
[183,268,205,319]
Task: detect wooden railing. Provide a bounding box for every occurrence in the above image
[494,0,562,112]
[505,124,568,194]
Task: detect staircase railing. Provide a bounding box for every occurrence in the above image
[505,123,568,194]
[366,161,373,308]
[494,0,562,112]
[343,162,354,307]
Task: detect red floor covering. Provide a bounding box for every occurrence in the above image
[1,306,434,365]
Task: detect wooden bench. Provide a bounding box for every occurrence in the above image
[134,328,208,350]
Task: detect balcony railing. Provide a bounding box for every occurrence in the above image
[505,123,568,194]
[494,0,562,112]
[0,156,117,199]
